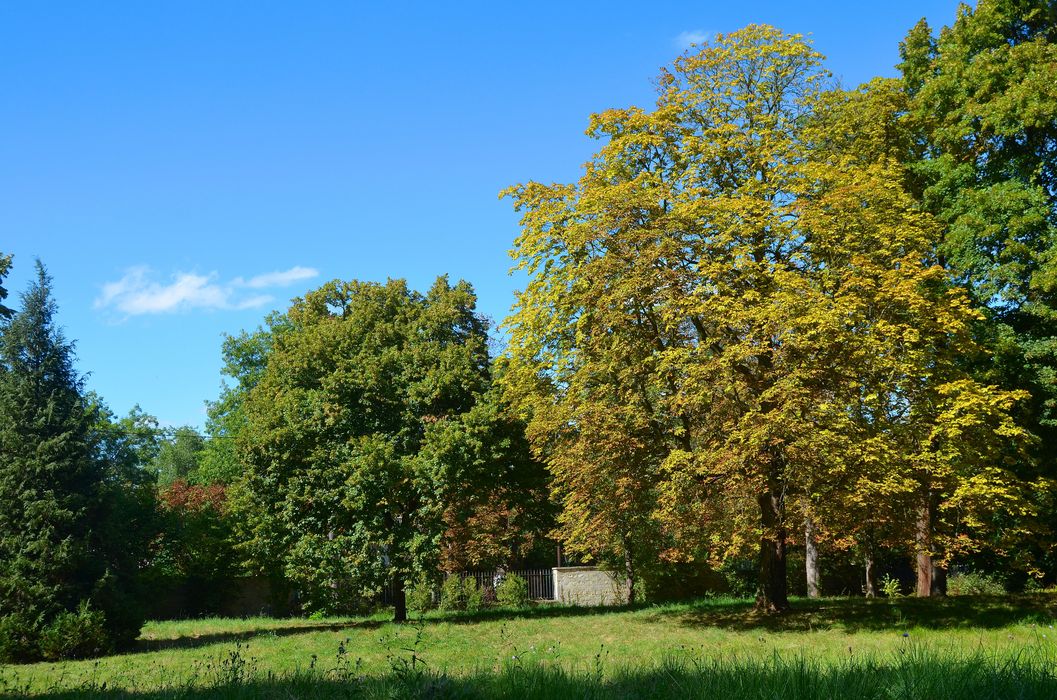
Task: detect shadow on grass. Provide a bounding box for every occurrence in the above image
[670,594,1057,633]
[132,619,386,654]
[421,592,1057,633]
[18,651,1057,699]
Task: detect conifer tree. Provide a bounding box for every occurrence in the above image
[0,262,121,661]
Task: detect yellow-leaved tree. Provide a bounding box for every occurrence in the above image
[502,26,1041,611]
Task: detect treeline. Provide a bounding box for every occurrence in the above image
[1,0,1055,662]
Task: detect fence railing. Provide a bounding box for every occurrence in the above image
[457,568,554,601]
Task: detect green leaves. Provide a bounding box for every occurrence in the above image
[232,276,522,614]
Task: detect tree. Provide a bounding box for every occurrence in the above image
[897,0,1057,588]
[233,276,494,621]
[503,25,1038,611]
[199,312,292,486]
[899,0,1057,472]
[418,383,554,573]
[151,427,206,487]
[0,262,135,660]
[504,25,837,612]
[85,399,163,645]
[151,479,237,615]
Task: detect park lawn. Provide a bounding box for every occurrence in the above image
[4,594,1057,697]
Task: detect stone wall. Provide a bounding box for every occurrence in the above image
[552,566,626,606]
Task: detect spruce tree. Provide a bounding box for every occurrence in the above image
[0,262,108,661]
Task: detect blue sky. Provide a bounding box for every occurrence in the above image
[2,1,964,428]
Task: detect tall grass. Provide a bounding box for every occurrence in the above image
[6,642,1057,699]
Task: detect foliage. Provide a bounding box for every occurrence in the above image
[439,576,483,613]
[407,576,437,613]
[947,571,1006,596]
[232,276,501,618]
[0,262,136,661]
[879,575,903,599]
[495,573,530,608]
[152,426,206,487]
[150,480,238,615]
[419,385,554,572]
[37,602,111,661]
[85,399,163,647]
[199,312,292,486]
[896,0,1057,584]
[503,23,1044,612]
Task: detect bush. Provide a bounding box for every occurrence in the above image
[440,575,483,613]
[879,574,903,598]
[38,602,111,661]
[0,612,40,663]
[948,571,1005,596]
[496,574,530,608]
[408,577,437,612]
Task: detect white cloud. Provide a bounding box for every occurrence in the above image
[675,30,713,50]
[95,265,319,316]
[236,265,319,289]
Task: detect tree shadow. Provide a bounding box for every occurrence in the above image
[131,619,386,654]
[671,594,1057,632]
[116,594,1057,657]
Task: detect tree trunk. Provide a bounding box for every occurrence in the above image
[624,546,635,606]
[864,551,876,598]
[756,491,789,612]
[393,575,408,622]
[805,517,820,599]
[915,497,947,597]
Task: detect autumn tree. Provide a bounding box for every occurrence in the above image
[504,25,1038,611]
[232,277,495,621]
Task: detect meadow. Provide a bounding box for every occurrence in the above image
[5,595,1057,698]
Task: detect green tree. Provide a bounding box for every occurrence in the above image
[233,276,493,621]
[151,426,205,487]
[199,312,292,486]
[85,399,162,644]
[899,1,1057,467]
[0,263,133,660]
[897,0,1057,587]
[417,383,554,573]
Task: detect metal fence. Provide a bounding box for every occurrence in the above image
[457,568,554,601]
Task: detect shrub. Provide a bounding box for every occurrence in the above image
[879,574,903,598]
[408,577,437,612]
[37,602,111,661]
[0,612,40,663]
[496,574,530,608]
[948,571,1005,596]
[440,575,483,613]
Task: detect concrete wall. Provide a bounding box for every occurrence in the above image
[552,566,626,606]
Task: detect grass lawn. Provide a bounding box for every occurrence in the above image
[4,594,1057,698]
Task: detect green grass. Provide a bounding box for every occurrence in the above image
[5,594,1057,698]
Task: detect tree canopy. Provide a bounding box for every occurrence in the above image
[232,276,506,619]
[502,24,1041,611]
